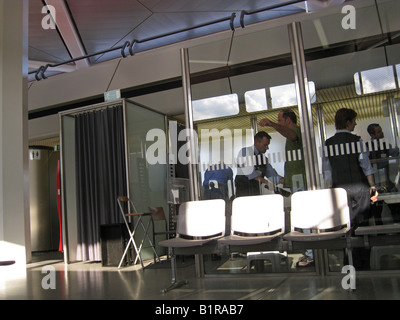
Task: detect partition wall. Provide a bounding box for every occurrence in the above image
[183,0,400,275]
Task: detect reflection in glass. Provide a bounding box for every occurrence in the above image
[245,88,267,112]
[354,66,397,95]
[245,82,316,112]
[192,93,239,121]
[270,82,316,109]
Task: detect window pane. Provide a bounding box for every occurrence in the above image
[192,93,239,121]
[354,66,397,95]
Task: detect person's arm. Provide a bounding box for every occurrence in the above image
[358,141,378,202]
[259,118,298,141]
[264,161,284,185]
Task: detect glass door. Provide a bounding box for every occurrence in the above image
[188,23,317,274]
[302,0,400,272]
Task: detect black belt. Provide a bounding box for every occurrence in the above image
[179,232,224,240]
[294,224,347,233]
[233,228,281,237]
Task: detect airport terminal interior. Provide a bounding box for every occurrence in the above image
[1,0,400,301]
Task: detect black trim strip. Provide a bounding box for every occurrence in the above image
[294,224,347,233]
[179,232,224,240]
[233,228,281,237]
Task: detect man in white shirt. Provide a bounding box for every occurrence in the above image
[235,131,283,197]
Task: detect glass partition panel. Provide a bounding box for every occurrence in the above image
[189,24,316,274]
[302,0,400,272]
[125,101,168,260]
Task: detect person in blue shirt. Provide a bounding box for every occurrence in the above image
[203,163,233,200]
[235,131,284,197]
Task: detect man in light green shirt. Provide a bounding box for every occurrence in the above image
[259,109,311,268]
[259,108,307,191]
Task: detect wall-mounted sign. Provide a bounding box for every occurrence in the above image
[104,89,121,102]
[30,149,41,160]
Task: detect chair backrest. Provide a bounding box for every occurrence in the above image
[148,206,166,221]
[290,188,350,231]
[176,199,225,238]
[231,194,284,235]
[117,196,137,214]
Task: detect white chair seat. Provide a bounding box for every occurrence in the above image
[284,188,354,276]
[218,194,285,253]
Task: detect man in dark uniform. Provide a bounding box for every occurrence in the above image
[323,108,378,269]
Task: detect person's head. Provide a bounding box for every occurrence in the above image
[254,131,272,154]
[277,109,297,128]
[367,123,384,139]
[334,108,357,131]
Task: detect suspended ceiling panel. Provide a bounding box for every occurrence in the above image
[128,87,184,115]
[28,0,307,81]
[229,25,291,65]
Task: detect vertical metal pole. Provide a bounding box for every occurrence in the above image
[250,115,258,134]
[180,48,203,277]
[316,105,326,148]
[180,48,200,201]
[288,22,320,191]
[387,94,399,148]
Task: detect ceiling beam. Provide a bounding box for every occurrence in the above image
[44,0,89,69]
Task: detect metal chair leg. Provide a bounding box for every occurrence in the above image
[161,247,188,294]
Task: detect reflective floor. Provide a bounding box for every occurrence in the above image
[1,252,400,301]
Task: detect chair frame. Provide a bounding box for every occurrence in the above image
[283,188,354,274]
[148,206,176,262]
[158,199,226,293]
[116,196,158,268]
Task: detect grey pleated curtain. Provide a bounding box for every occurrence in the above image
[75,105,127,261]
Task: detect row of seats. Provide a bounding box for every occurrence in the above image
[158,188,400,293]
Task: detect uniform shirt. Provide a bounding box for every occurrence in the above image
[284,125,306,189]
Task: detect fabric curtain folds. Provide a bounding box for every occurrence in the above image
[75,105,127,261]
